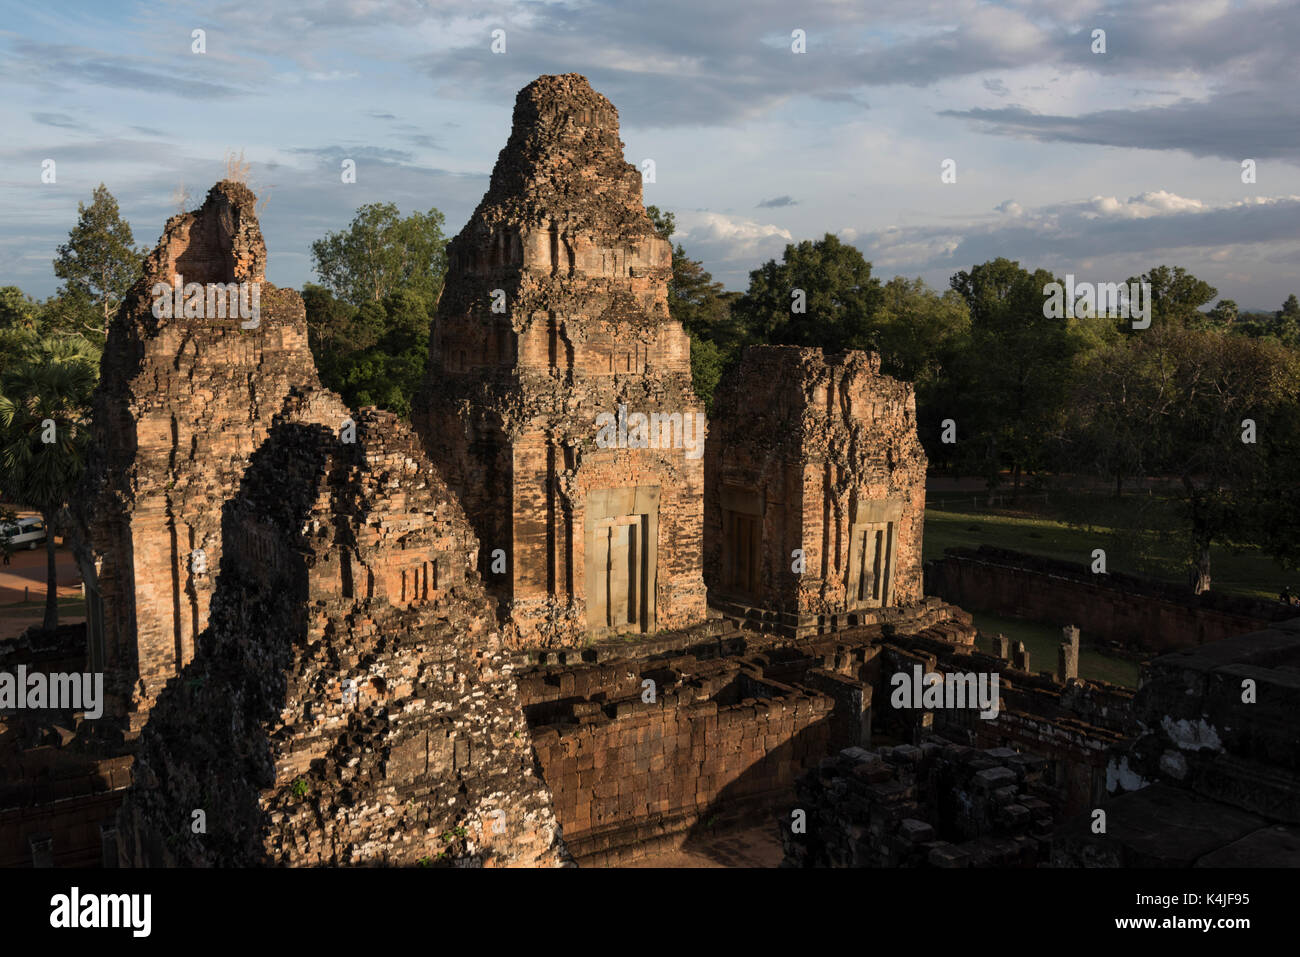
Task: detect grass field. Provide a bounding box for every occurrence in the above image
[923,492,1297,602]
[923,490,1293,688]
[0,596,86,615]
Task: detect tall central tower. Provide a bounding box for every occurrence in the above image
[414,74,707,646]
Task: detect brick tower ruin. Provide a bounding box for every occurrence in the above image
[414,74,707,647]
[71,181,352,735]
[119,409,568,866]
[704,346,928,636]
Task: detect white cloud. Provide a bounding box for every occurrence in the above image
[1083,190,1206,219]
[675,211,792,260]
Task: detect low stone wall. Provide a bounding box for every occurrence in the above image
[872,633,1135,817]
[0,764,131,867]
[925,546,1290,653]
[522,655,834,865]
[1,622,135,868]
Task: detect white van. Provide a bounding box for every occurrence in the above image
[2,517,47,550]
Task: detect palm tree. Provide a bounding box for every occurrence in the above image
[0,333,98,629]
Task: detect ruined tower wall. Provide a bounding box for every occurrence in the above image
[705,346,927,635]
[414,74,706,648]
[119,410,568,867]
[72,182,352,732]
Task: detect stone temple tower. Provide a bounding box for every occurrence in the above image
[71,181,352,735]
[414,74,707,646]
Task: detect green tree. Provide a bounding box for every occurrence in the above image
[0,335,99,629]
[1099,325,1300,593]
[949,258,1092,497]
[869,277,973,470]
[1066,335,1175,498]
[0,288,43,383]
[646,205,740,409]
[52,184,143,338]
[1161,329,1298,593]
[1273,293,1300,346]
[303,284,432,417]
[0,286,40,331]
[310,203,448,307]
[1205,298,1239,328]
[306,203,449,415]
[732,234,883,352]
[1131,265,1217,330]
[873,276,971,388]
[1242,384,1300,575]
[646,205,675,242]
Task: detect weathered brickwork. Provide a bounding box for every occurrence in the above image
[414,74,706,647]
[512,598,976,863]
[705,346,927,637]
[119,410,568,866]
[71,181,351,734]
[19,73,1269,872]
[521,656,833,864]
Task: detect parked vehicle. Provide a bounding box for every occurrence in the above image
[1,517,47,550]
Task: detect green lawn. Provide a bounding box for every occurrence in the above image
[968,610,1140,688]
[924,494,1297,602]
[0,597,86,617]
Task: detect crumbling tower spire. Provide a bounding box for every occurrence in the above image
[414,73,707,646]
[71,180,351,735]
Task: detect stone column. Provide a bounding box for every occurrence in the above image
[100,820,120,868]
[1013,641,1031,672]
[28,834,53,868]
[1058,625,1080,682]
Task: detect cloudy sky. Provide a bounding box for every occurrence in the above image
[2,0,1298,309]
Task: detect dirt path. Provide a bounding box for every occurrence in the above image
[0,541,82,604]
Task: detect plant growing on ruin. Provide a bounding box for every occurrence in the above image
[224,149,251,184]
[292,778,310,798]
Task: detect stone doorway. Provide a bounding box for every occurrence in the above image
[849,522,892,607]
[846,499,902,610]
[722,510,761,600]
[719,485,763,603]
[585,487,660,637]
[592,514,647,631]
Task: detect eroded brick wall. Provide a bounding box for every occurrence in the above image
[71,181,352,732]
[119,410,568,867]
[521,658,834,864]
[875,635,1134,817]
[414,74,706,647]
[705,347,927,635]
